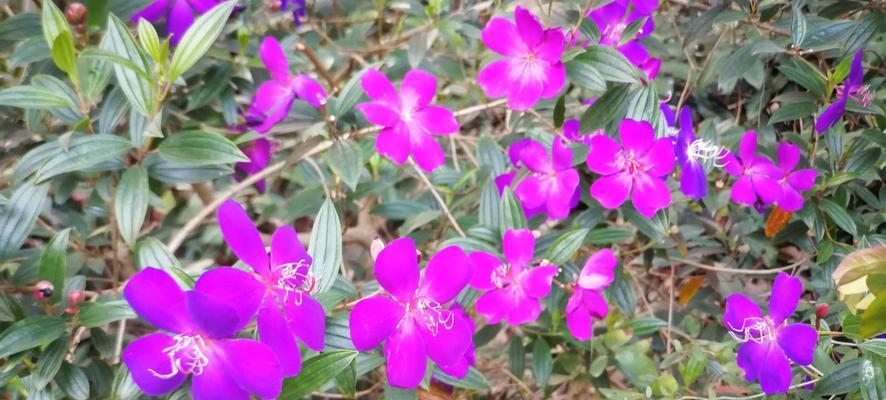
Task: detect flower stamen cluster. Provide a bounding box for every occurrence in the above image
[149,334,209,379]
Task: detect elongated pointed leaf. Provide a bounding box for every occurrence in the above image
[309,199,343,294]
[546,228,589,265]
[0,316,66,358]
[0,182,50,261]
[158,131,247,166]
[499,187,527,232]
[41,0,71,48]
[115,167,149,246]
[105,14,153,115]
[36,135,133,182]
[280,350,358,398]
[38,229,71,304]
[168,1,236,82]
[0,86,75,109]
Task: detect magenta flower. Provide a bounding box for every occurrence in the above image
[247,37,327,133]
[772,143,817,212]
[513,136,581,219]
[234,138,276,194]
[586,0,661,79]
[566,249,616,340]
[436,304,476,379]
[349,239,474,388]
[197,200,326,377]
[674,107,728,201]
[815,50,870,133]
[469,229,559,326]
[723,272,818,395]
[355,69,460,172]
[477,6,566,110]
[586,119,675,218]
[563,119,595,146]
[722,131,782,207]
[131,0,222,45]
[122,268,282,399]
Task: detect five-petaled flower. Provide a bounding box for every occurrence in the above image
[723,272,818,395]
[123,268,283,399]
[512,136,581,220]
[131,0,223,45]
[477,6,566,110]
[470,229,559,325]
[586,119,675,217]
[198,200,327,377]
[772,142,817,212]
[566,249,616,340]
[356,68,460,172]
[349,238,474,388]
[722,131,782,207]
[587,0,661,79]
[816,50,870,134]
[246,36,327,133]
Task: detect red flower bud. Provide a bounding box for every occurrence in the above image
[65,2,88,25]
[65,306,77,314]
[271,1,283,11]
[33,280,54,301]
[67,290,85,306]
[815,304,829,320]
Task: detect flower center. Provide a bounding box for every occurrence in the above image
[687,139,728,167]
[616,150,645,176]
[603,22,627,43]
[275,259,316,305]
[491,264,511,289]
[149,334,209,379]
[410,296,454,336]
[726,316,780,343]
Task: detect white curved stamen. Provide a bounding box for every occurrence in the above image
[149,335,209,378]
[414,297,455,336]
[727,316,777,343]
[688,139,729,168]
[276,259,317,305]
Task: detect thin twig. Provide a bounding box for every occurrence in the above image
[409,160,466,237]
[671,256,809,275]
[114,319,127,364]
[679,378,820,400]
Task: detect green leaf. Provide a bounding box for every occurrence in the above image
[326,140,363,191]
[78,48,153,82]
[0,86,76,109]
[532,338,552,387]
[115,166,149,246]
[577,46,642,84]
[861,295,886,338]
[861,353,886,400]
[136,18,161,62]
[586,227,633,245]
[280,350,359,398]
[41,0,72,49]
[842,12,881,58]
[778,59,827,97]
[579,18,600,44]
[36,135,133,182]
[814,357,862,396]
[168,1,236,82]
[477,135,507,176]
[0,182,50,261]
[309,199,343,295]
[553,94,566,128]
[822,199,857,237]
[57,363,90,400]
[78,300,136,328]
[768,101,817,125]
[509,339,525,378]
[134,237,193,287]
[110,364,141,400]
[832,247,886,288]
[51,31,78,79]
[38,229,71,304]
[434,366,491,390]
[859,339,886,357]
[580,83,631,132]
[614,347,657,387]
[0,316,66,359]
[34,336,69,389]
[564,58,607,93]
[158,131,248,166]
[630,317,668,337]
[478,178,500,229]
[546,228,588,266]
[105,14,154,115]
[498,187,527,232]
[791,5,807,47]
[607,266,636,316]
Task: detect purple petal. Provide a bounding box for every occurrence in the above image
[541,61,566,99]
[578,249,617,290]
[586,134,623,175]
[495,173,515,194]
[270,225,311,270]
[788,169,817,191]
[361,68,400,108]
[730,176,757,206]
[166,0,194,46]
[515,175,546,209]
[815,97,846,133]
[591,172,632,209]
[546,170,580,219]
[619,119,655,155]
[474,289,513,324]
[258,300,301,377]
[214,339,283,399]
[680,160,707,201]
[723,293,762,333]
[350,296,405,350]
[468,252,501,291]
[384,320,427,388]
[778,186,804,212]
[124,268,191,333]
[507,292,543,325]
[582,289,609,318]
[514,7,543,48]
[536,29,565,63]
[418,246,471,303]
[566,293,593,340]
[189,0,220,13]
[217,200,270,276]
[507,71,544,110]
[562,119,581,142]
[130,0,170,23]
[122,333,188,396]
[509,138,532,166]
[631,173,670,218]
[503,229,535,271]
[477,60,512,99]
[520,265,558,298]
[758,343,792,395]
[282,294,326,351]
[777,142,800,173]
[400,69,437,109]
[193,267,265,333]
[640,137,675,177]
[551,136,573,171]
[185,291,241,338]
[376,124,411,165]
[291,74,327,108]
[247,80,294,133]
[739,131,757,163]
[736,340,765,382]
[618,41,649,67]
[412,105,459,135]
[777,323,817,365]
[418,311,472,367]
[722,153,744,176]
[846,49,864,88]
[482,18,525,57]
[518,139,552,173]
[375,237,419,302]
[751,173,783,205]
[259,36,291,82]
[408,128,445,172]
[191,356,249,400]
[769,272,802,325]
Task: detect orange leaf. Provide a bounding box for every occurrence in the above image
[765,205,793,238]
[677,276,705,305]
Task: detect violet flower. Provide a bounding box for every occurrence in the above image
[722,131,782,207]
[436,304,476,379]
[355,68,460,172]
[772,142,817,212]
[131,0,222,46]
[234,138,276,194]
[122,268,282,399]
[281,0,306,26]
[512,136,581,219]
[563,119,595,146]
[675,107,727,201]
[247,36,327,133]
[349,238,474,388]
[477,6,566,110]
[723,272,818,395]
[815,50,870,134]
[586,119,675,218]
[469,229,559,326]
[587,0,661,79]
[198,200,327,377]
[566,249,616,340]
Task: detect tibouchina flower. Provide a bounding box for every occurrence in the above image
[280,0,307,26]
[234,138,276,194]
[437,304,476,379]
[349,239,473,388]
[247,37,327,133]
[815,50,870,133]
[477,7,566,110]
[469,229,559,325]
[563,119,595,146]
[586,119,675,218]
[723,272,818,395]
[772,142,817,212]
[122,268,282,399]
[513,136,581,220]
[198,200,326,377]
[131,0,222,46]
[588,0,661,79]
[675,107,727,200]
[722,131,782,207]
[566,249,616,340]
[355,69,460,172]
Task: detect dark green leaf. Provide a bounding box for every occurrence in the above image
[37,135,132,182]
[580,83,631,132]
[168,1,236,82]
[0,86,76,109]
[861,353,886,400]
[768,101,817,125]
[822,199,857,237]
[630,317,668,337]
[576,46,642,84]
[57,364,90,400]
[509,339,525,378]
[0,182,50,261]
[0,316,66,358]
[38,229,70,303]
[309,199,343,294]
[434,366,491,390]
[280,350,359,398]
[586,227,633,245]
[546,228,588,266]
[158,131,248,166]
[78,300,136,328]
[814,358,862,396]
[565,58,607,93]
[791,5,807,47]
[115,166,149,246]
[326,140,363,191]
[104,14,153,115]
[532,338,552,387]
[499,188,527,232]
[34,337,69,388]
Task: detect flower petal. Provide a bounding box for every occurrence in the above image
[247,80,294,133]
[193,267,265,333]
[578,249,617,290]
[400,69,437,109]
[507,292,543,325]
[777,186,804,212]
[586,134,623,175]
[631,173,670,218]
[419,311,472,367]
[537,29,565,62]
[474,290,512,324]
[130,0,170,23]
[503,229,535,271]
[412,105,459,135]
[815,98,846,133]
[361,68,400,108]
[257,301,301,377]
[514,7,543,48]
[758,343,792,395]
[769,272,802,325]
[124,268,191,333]
[217,200,270,276]
[418,246,471,304]
[185,290,241,339]
[777,323,817,365]
[468,252,502,291]
[283,294,326,351]
[591,172,632,209]
[739,131,757,163]
[581,289,609,318]
[619,119,655,155]
[384,320,427,389]
[350,296,406,350]
[507,72,544,111]
[640,138,675,177]
[477,60,512,99]
[376,124,411,165]
[259,36,290,82]
[680,161,707,201]
[723,293,762,333]
[166,0,195,46]
[482,18,525,57]
[518,139,552,173]
[846,49,864,88]
[515,175,546,209]
[551,136,574,171]
[722,153,743,176]
[546,170,580,219]
[214,339,283,399]
[291,74,328,108]
[122,333,188,396]
[751,173,783,205]
[408,128,445,172]
[521,265,558,298]
[776,142,800,173]
[375,237,419,302]
[540,61,566,99]
[730,176,757,206]
[191,360,249,400]
[270,225,311,271]
[566,294,593,340]
[788,169,817,191]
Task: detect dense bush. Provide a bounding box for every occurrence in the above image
[0,0,884,398]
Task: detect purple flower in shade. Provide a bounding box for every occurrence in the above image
[566,249,616,340]
[122,268,282,399]
[512,136,581,220]
[815,50,870,134]
[674,107,727,201]
[349,238,474,388]
[563,119,596,146]
[586,0,661,79]
[469,229,560,326]
[280,0,306,26]
[585,119,675,218]
[723,272,818,395]
[436,304,476,379]
[131,0,222,46]
[476,7,566,110]
[355,69,460,172]
[198,200,327,378]
[246,37,327,133]
[772,142,817,212]
[722,131,783,207]
[234,138,276,194]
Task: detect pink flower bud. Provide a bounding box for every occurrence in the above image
[65,2,88,25]
[33,281,53,301]
[815,304,829,320]
[67,290,85,306]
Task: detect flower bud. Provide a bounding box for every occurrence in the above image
[65,2,88,25]
[370,237,385,262]
[67,290,85,306]
[33,281,54,301]
[271,1,283,11]
[64,306,77,314]
[815,304,829,320]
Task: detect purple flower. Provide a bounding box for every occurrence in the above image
[247,36,327,133]
[469,229,559,326]
[722,131,782,207]
[234,138,276,194]
[772,142,817,211]
[563,119,596,146]
[511,136,580,219]
[349,238,474,388]
[723,272,818,395]
[675,107,725,201]
[586,119,675,218]
[566,249,616,340]
[436,304,476,379]
[131,0,222,46]
[586,0,661,79]
[815,50,870,133]
[281,0,306,26]
[122,268,282,399]
[355,69,460,172]
[477,6,566,110]
[200,200,327,377]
